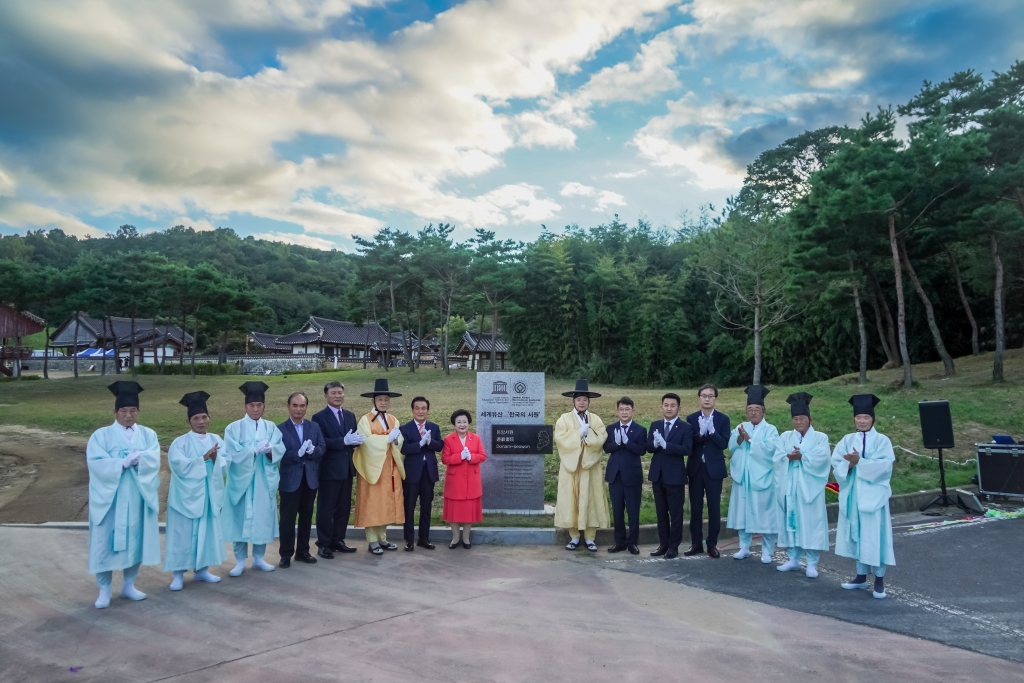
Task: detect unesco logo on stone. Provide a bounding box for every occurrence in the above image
[513,381,527,395]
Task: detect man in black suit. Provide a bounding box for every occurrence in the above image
[399,396,444,551]
[311,381,364,559]
[647,392,692,559]
[278,392,326,568]
[603,396,647,555]
[684,384,731,558]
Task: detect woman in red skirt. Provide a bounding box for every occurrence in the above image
[442,409,487,549]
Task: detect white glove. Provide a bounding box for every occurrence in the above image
[461,447,471,461]
[653,430,666,449]
[123,451,141,469]
[343,429,365,446]
[387,427,401,443]
[419,431,431,447]
[579,424,589,439]
[299,439,312,457]
[705,417,715,435]
[306,440,316,455]
[614,428,623,446]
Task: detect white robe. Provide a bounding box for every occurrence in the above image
[831,428,896,568]
[164,431,228,572]
[86,422,162,574]
[775,426,830,552]
[221,417,284,545]
[726,420,781,534]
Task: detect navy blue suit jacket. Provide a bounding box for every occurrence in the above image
[277,418,326,492]
[311,406,358,481]
[603,421,648,487]
[685,410,731,480]
[646,418,692,486]
[399,420,444,484]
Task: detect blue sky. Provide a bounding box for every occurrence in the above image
[0,0,1021,250]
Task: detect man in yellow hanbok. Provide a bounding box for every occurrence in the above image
[352,379,406,555]
[554,379,609,551]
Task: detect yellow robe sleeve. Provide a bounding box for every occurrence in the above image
[554,412,607,472]
[352,415,405,485]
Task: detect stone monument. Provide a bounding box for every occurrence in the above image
[476,372,546,513]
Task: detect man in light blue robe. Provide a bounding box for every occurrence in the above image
[222,381,284,577]
[727,385,782,564]
[86,381,161,609]
[833,394,896,599]
[164,391,228,591]
[774,392,830,578]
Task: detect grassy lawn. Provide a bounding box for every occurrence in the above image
[2,350,1019,526]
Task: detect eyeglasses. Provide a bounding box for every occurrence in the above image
[699,394,716,399]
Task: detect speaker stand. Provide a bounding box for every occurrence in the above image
[920,448,971,513]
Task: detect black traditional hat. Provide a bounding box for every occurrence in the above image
[108,381,144,410]
[360,378,403,398]
[786,392,813,417]
[849,394,881,418]
[561,378,602,399]
[179,391,211,419]
[745,385,770,406]
[239,381,269,404]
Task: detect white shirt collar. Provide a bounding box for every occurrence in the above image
[618,420,633,429]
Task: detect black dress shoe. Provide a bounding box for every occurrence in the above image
[707,545,721,559]
[683,545,703,557]
[317,547,335,560]
[405,542,415,551]
[296,553,317,564]
[331,542,357,554]
[449,540,461,549]
[665,548,679,559]
[650,546,667,557]
[417,539,436,550]
[607,544,627,553]
[462,541,472,549]
[628,545,639,555]
[279,556,291,568]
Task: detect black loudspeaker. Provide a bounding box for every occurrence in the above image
[919,400,955,450]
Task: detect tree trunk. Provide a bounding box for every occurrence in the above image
[850,261,868,384]
[490,308,498,371]
[899,238,954,377]
[362,314,370,370]
[129,315,137,375]
[866,268,899,366]
[992,233,1005,383]
[946,246,980,356]
[752,304,762,385]
[219,329,228,365]
[866,293,894,367]
[111,316,121,374]
[386,282,398,371]
[416,306,423,371]
[43,322,50,379]
[152,320,160,373]
[72,312,79,379]
[178,314,186,373]
[888,213,913,388]
[100,318,108,376]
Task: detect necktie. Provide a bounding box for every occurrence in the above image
[334,408,342,425]
[861,431,866,457]
[664,421,671,439]
[418,423,426,438]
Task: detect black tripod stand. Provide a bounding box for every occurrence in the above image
[920,448,971,513]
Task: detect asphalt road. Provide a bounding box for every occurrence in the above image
[588,511,1024,663]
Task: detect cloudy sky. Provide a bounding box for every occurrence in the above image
[0,0,1021,250]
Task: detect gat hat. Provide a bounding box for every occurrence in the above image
[562,378,602,399]
[179,391,211,419]
[849,394,881,418]
[239,381,269,404]
[786,392,812,417]
[108,381,144,410]
[360,378,403,398]
[745,385,770,406]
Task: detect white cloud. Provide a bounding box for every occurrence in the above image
[560,182,596,197]
[172,217,217,232]
[595,190,626,210]
[0,0,675,238]
[0,198,105,238]
[607,170,647,179]
[250,231,339,250]
[559,182,625,211]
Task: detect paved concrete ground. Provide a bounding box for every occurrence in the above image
[602,511,1024,664]
[2,520,1022,683]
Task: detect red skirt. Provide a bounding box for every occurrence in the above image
[443,497,483,524]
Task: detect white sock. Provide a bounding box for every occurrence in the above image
[734,547,750,559]
[95,587,111,609]
[805,565,819,578]
[169,572,184,591]
[778,559,801,572]
[121,582,147,601]
[194,569,221,583]
[229,560,246,577]
[252,556,275,571]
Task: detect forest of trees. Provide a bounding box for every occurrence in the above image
[1,62,1022,387]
